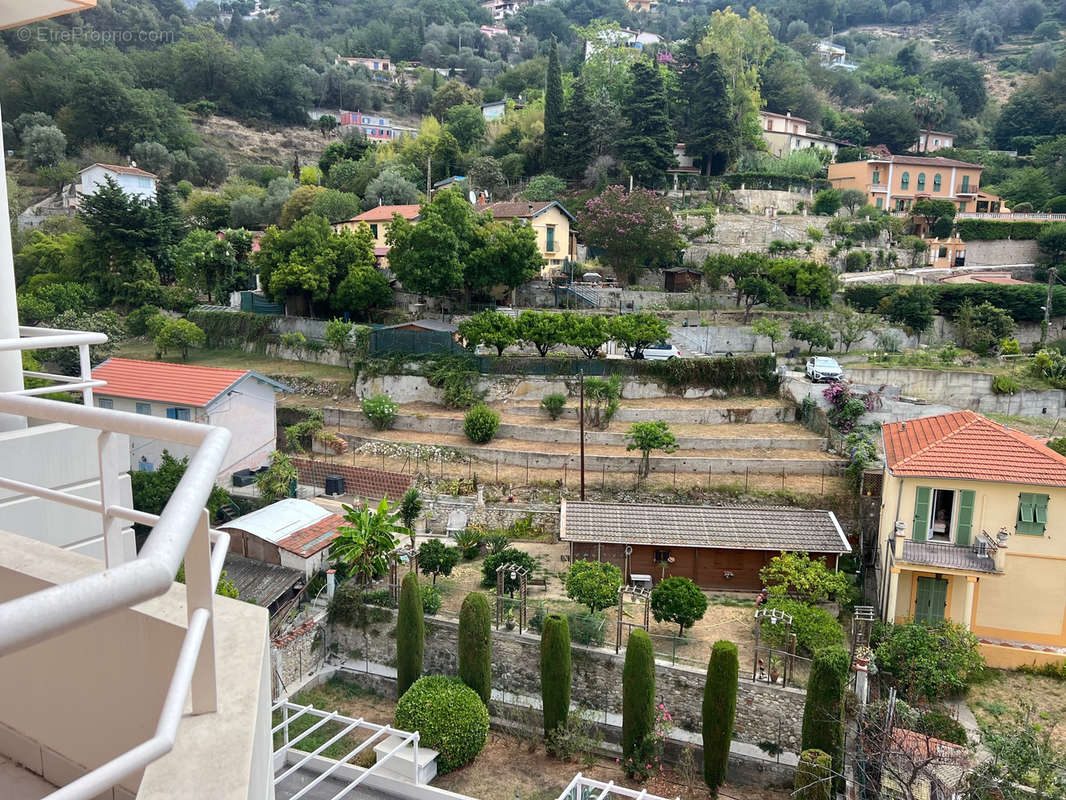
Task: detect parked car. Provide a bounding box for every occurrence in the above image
[806,356,844,382]
[642,342,682,360]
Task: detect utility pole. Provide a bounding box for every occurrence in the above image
[426,154,432,197]
[579,370,586,501]
[1043,267,1056,346]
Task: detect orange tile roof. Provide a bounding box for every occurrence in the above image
[277,513,346,557]
[92,358,250,407]
[348,205,421,223]
[882,410,1066,487]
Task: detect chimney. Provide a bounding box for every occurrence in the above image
[528,203,534,216]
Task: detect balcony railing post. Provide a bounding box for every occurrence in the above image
[78,343,94,407]
[185,509,218,714]
[98,431,133,567]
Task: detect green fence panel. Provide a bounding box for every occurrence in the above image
[369,328,464,357]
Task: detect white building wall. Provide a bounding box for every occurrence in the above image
[279,547,329,579]
[80,166,157,201]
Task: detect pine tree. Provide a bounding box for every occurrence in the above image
[396,571,424,697]
[544,37,565,174]
[540,614,571,739]
[560,77,595,179]
[702,640,739,794]
[619,60,675,188]
[801,646,849,792]
[688,52,740,176]
[622,629,656,760]
[458,592,492,705]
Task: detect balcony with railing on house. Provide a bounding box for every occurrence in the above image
[0,326,273,800]
[898,530,1003,574]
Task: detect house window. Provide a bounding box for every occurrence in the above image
[912,486,976,545]
[135,402,151,415]
[166,407,191,421]
[653,549,672,563]
[876,197,883,209]
[546,225,556,252]
[872,171,880,185]
[961,175,970,192]
[1017,493,1049,535]
[97,398,114,409]
[900,172,910,190]
[369,223,379,238]
[933,173,942,192]
[938,246,948,258]
[917,173,926,191]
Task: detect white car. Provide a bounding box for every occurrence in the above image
[806,356,844,382]
[642,342,682,360]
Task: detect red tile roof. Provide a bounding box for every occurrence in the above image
[346,205,421,223]
[485,201,554,218]
[92,358,250,407]
[276,513,346,557]
[81,162,158,179]
[882,410,1066,487]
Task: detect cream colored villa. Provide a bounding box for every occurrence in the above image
[876,411,1066,668]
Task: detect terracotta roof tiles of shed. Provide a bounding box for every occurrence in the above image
[92,358,288,407]
[882,410,1066,487]
[276,513,346,557]
[560,501,850,553]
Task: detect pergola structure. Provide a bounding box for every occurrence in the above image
[752,607,795,685]
[556,772,679,800]
[495,562,529,633]
[615,584,651,654]
[387,546,417,605]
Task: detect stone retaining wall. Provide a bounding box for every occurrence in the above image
[330,611,807,751]
[272,618,324,697]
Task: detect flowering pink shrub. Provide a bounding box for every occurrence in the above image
[619,703,674,781]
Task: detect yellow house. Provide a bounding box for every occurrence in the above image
[827,155,1000,214]
[483,200,577,276]
[877,411,1066,668]
[330,204,421,268]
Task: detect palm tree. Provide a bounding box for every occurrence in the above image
[331,498,403,583]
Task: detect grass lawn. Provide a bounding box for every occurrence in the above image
[985,412,1066,438]
[115,339,353,383]
[968,670,1066,747]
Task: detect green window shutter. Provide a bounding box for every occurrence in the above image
[955,490,975,547]
[1034,495,1049,526]
[913,486,931,542]
[1019,493,1034,523]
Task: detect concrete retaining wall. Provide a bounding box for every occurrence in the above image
[965,239,1040,266]
[507,404,797,424]
[339,432,843,475]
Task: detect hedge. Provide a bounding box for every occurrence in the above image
[187,309,276,348]
[393,676,489,773]
[622,629,656,760]
[956,219,1051,240]
[801,646,850,792]
[540,614,572,739]
[720,173,832,192]
[702,640,739,792]
[396,572,424,697]
[458,593,492,705]
[845,283,1066,323]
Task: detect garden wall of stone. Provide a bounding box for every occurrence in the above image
[329,611,807,753]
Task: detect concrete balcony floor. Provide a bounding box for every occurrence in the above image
[0,755,56,800]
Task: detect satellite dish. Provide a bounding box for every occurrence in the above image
[468,190,477,205]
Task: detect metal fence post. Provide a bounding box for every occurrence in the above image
[97,431,132,566]
[185,509,218,714]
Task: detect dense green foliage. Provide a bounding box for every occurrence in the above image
[650,576,709,636]
[846,283,1066,324]
[621,629,656,767]
[873,621,985,702]
[760,553,852,605]
[361,394,399,430]
[801,646,849,791]
[763,598,846,657]
[393,676,489,774]
[625,420,678,479]
[702,640,739,793]
[463,404,501,444]
[481,547,538,593]
[540,393,567,420]
[396,571,424,697]
[564,560,623,615]
[540,614,572,739]
[794,750,832,800]
[418,539,461,584]
[458,592,492,705]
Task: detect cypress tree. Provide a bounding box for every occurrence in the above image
[540,614,571,739]
[794,749,832,800]
[560,77,595,179]
[396,571,424,698]
[543,37,564,174]
[622,628,656,760]
[688,52,740,176]
[458,592,492,705]
[702,639,739,794]
[801,645,850,791]
[619,60,675,188]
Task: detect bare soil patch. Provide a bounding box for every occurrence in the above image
[968,671,1066,748]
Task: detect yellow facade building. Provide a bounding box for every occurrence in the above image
[483,200,577,276]
[828,155,1001,214]
[877,411,1066,668]
[330,204,421,268]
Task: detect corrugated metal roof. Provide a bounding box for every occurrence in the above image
[220,499,345,557]
[882,411,1066,487]
[560,501,850,553]
[222,553,303,607]
[92,358,288,407]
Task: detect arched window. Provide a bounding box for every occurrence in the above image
[901,171,910,190]
[933,173,942,192]
[917,173,926,191]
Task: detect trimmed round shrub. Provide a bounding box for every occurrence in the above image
[458,592,492,705]
[394,676,489,773]
[463,404,501,443]
[540,393,567,420]
[540,614,572,739]
[361,394,398,430]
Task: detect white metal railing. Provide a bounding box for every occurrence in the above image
[956,211,1066,221]
[556,773,679,800]
[0,330,234,799]
[0,325,108,405]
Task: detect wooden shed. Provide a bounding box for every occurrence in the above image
[560,500,850,591]
[663,266,703,292]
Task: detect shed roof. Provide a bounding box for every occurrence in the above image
[80,162,158,179]
[220,499,346,558]
[377,318,458,333]
[882,410,1066,487]
[92,358,289,407]
[222,553,303,607]
[560,501,850,553]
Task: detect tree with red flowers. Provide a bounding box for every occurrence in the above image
[577,186,684,286]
